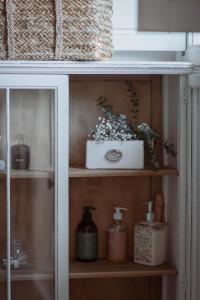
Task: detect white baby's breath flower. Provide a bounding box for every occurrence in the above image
[89,107,136,141]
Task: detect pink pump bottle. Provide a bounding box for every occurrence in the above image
[107,207,128,261]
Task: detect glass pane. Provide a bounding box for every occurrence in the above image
[0,90,7,300]
[9,89,55,300]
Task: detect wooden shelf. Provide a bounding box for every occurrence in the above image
[10,169,53,179]
[0,169,53,179]
[69,259,177,279]
[69,167,179,178]
[0,261,53,282]
[0,167,178,179]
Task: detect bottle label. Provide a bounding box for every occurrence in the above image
[107,232,127,261]
[11,145,29,170]
[134,226,153,264]
[77,232,97,260]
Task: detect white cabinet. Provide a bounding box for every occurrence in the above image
[0,61,197,300]
[185,73,200,300]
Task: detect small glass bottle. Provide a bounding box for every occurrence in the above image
[107,207,128,261]
[2,240,29,269]
[0,126,5,170]
[11,134,30,170]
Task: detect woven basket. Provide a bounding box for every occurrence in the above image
[0,0,113,61]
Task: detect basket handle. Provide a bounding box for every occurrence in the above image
[6,0,64,60]
[55,0,63,60]
[6,0,15,59]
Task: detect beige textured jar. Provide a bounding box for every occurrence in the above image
[134,221,166,266]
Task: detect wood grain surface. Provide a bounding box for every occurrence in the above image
[70,259,177,279]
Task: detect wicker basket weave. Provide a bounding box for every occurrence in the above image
[0,0,113,60]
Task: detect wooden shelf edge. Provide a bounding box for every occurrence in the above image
[69,260,177,279]
[9,274,53,282]
[0,167,178,178]
[0,272,53,282]
[69,167,179,178]
[0,169,53,179]
[0,260,54,282]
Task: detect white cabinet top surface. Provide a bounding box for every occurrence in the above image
[0,61,194,75]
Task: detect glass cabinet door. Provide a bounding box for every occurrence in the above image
[0,76,68,300]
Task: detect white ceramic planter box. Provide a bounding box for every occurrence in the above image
[86,140,144,169]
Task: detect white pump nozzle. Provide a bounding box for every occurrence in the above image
[146,201,155,223]
[113,207,128,220]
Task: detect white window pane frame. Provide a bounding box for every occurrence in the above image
[0,74,69,300]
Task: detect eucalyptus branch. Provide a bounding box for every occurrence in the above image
[97,96,115,119]
[137,123,177,168]
[125,81,140,129]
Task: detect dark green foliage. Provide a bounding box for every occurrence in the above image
[125,81,140,127]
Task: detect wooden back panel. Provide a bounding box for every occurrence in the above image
[70,277,161,300]
[69,176,162,259]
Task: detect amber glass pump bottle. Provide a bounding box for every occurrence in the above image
[76,206,97,261]
[11,134,30,170]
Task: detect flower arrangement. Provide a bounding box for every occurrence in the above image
[88,96,136,141]
[88,83,176,169]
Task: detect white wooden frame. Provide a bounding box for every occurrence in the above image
[186,74,200,300]
[162,75,189,300]
[0,74,69,300]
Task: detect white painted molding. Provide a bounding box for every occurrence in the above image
[113,32,186,52]
[190,88,199,300]
[185,46,200,66]
[177,75,188,300]
[0,61,194,75]
[189,73,200,87]
[185,84,192,300]
[187,74,200,300]
[162,75,188,300]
